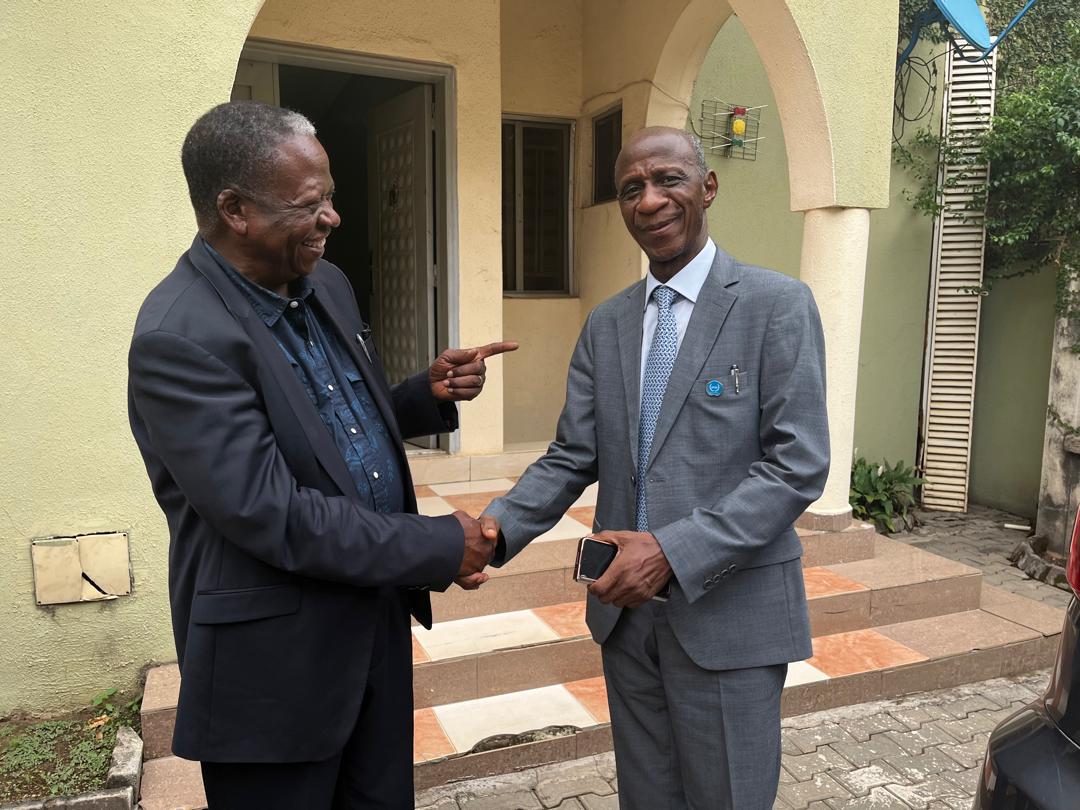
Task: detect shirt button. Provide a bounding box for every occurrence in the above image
[373,471,380,479]
[289,300,300,309]
[350,427,357,434]
[327,384,334,391]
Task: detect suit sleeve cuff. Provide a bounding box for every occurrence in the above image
[653,520,738,605]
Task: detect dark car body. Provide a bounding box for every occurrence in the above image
[974,512,1080,809]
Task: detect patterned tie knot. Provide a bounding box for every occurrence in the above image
[653,285,676,311]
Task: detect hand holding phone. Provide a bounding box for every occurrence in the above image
[574,533,671,604]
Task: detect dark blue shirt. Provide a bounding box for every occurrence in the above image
[207,242,405,513]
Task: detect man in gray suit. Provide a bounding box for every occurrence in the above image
[481,127,830,809]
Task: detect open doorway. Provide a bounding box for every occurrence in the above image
[232,46,455,451]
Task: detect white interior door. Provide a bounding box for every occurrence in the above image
[366,85,435,389]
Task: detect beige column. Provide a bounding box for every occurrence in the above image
[798,206,871,529]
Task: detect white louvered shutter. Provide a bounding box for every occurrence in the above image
[918,42,997,512]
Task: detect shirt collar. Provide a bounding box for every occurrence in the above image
[203,237,314,327]
[644,238,716,309]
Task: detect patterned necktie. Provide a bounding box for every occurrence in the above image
[636,285,679,531]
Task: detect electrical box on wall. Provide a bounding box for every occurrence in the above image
[31,532,132,605]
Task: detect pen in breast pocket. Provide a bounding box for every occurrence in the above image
[729,364,741,394]
[356,327,373,364]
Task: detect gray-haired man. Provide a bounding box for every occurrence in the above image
[129,100,512,807]
[482,127,830,809]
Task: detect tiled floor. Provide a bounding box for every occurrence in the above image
[409,617,934,763]
[404,478,1027,766]
[138,487,1075,808]
[807,629,928,677]
[409,630,901,763]
[414,609,560,661]
[433,684,597,752]
[409,600,1055,764]
[802,567,867,598]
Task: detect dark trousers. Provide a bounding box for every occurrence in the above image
[200,591,414,809]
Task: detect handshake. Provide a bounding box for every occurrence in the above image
[450,511,501,591]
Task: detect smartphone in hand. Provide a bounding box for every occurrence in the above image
[573,536,617,583]
[573,536,671,602]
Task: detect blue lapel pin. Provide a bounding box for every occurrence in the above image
[706,379,724,397]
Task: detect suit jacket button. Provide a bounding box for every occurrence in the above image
[631,474,637,486]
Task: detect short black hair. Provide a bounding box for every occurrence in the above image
[181,100,316,229]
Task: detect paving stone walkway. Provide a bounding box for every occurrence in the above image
[415,506,1073,809]
[415,670,1052,810]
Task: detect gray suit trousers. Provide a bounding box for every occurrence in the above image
[604,602,786,810]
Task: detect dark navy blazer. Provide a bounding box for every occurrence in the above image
[128,237,463,762]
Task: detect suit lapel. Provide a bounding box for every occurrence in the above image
[616,281,646,471]
[186,239,359,499]
[645,248,739,472]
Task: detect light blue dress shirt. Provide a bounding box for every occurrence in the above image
[640,238,717,396]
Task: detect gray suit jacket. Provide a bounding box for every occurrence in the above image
[486,246,829,670]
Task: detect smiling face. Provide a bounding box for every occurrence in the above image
[228,133,341,294]
[614,129,717,282]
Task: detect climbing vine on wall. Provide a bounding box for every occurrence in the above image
[893,5,1080,349]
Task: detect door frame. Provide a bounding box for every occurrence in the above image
[240,39,461,453]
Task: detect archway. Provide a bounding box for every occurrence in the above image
[643,0,896,522]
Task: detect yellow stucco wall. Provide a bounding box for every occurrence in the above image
[2,0,901,713]
[500,0,585,444]
[0,0,264,715]
[0,0,506,715]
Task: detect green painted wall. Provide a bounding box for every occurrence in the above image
[856,166,935,467]
[690,17,936,469]
[692,16,1055,517]
[969,271,1056,518]
[689,20,803,279]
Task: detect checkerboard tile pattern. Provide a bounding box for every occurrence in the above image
[411,625,935,763]
[409,592,945,764]
[403,479,1055,768]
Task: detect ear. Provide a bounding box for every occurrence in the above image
[702,170,718,210]
[217,189,249,236]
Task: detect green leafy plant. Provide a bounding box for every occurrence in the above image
[894,11,1080,338]
[850,457,925,533]
[90,688,117,715]
[0,687,143,803]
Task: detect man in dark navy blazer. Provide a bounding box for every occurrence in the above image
[128,101,512,808]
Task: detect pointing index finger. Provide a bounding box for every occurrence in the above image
[475,341,520,360]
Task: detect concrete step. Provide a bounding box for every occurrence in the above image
[417,538,982,707]
[429,531,974,624]
[411,599,1064,792]
[798,521,876,567]
[137,584,1066,806]
[139,537,981,760]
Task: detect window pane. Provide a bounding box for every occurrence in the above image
[501,123,517,291]
[522,125,569,292]
[593,108,621,204]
